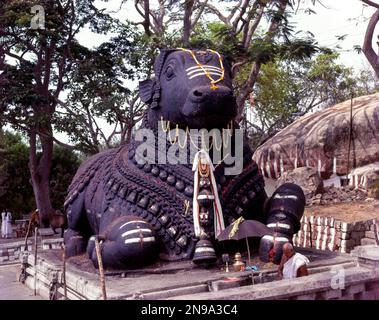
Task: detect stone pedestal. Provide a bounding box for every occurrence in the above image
[350,245,379,299]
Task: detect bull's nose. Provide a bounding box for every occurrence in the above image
[182,85,237,119]
[193,89,203,97]
[189,86,232,101]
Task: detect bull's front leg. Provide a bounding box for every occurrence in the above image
[64,191,90,257]
[259,183,306,264]
[86,216,159,269]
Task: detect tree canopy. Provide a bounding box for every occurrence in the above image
[0,0,137,224]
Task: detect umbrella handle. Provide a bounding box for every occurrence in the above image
[246,238,251,266]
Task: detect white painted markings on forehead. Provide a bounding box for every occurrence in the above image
[186,65,223,80]
[186,65,223,72]
[189,71,223,79]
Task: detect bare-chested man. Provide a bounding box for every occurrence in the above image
[278,242,309,279]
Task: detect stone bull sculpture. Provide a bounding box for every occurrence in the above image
[64,48,305,269]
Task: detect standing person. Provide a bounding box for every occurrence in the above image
[278,242,309,279]
[5,210,13,238]
[1,210,6,238]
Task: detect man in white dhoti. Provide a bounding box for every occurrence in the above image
[4,210,13,238]
[278,242,309,279]
[1,211,6,238]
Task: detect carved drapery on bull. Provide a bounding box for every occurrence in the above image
[64,48,305,269]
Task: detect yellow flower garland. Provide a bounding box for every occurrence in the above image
[177,48,225,90]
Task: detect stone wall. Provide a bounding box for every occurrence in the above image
[41,238,63,250]
[293,216,379,253]
[0,240,32,265]
[0,237,63,265]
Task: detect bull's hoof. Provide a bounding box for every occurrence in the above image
[88,216,159,269]
[260,183,306,264]
[259,233,290,265]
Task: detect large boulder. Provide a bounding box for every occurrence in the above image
[276,167,323,200]
[253,93,379,180]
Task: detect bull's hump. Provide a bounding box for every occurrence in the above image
[112,146,192,216]
[65,148,118,207]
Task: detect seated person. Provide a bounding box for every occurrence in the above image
[278,242,309,279]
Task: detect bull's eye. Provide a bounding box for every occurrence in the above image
[165,65,175,80]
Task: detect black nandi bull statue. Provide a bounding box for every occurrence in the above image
[64,48,305,269]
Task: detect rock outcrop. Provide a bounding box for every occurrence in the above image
[308,186,368,206]
[253,93,379,180]
[276,167,323,199]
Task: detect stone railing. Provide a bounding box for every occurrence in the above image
[293,216,379,253]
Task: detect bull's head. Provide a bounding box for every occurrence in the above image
[139,48,237,130]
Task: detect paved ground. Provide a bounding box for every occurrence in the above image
[0,264,45,300]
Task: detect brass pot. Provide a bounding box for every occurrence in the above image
[233,252,245,272]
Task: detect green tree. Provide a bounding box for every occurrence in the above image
[0,130,33,218]
[50,146,81,211]
[0,129,81,218]
[0,0,125,225]
[54,25,146,155]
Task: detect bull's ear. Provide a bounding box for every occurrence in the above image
[138,79,154,103]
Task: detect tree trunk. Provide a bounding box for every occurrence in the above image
[28,128,54,227]
[362,8,379,79]
[182,0,195,46]
[235,0,288,121]
[126,121,133,144]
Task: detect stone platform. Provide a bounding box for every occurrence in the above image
[19,246,379,300]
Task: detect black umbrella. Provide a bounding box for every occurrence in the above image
[217,217,274,265]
